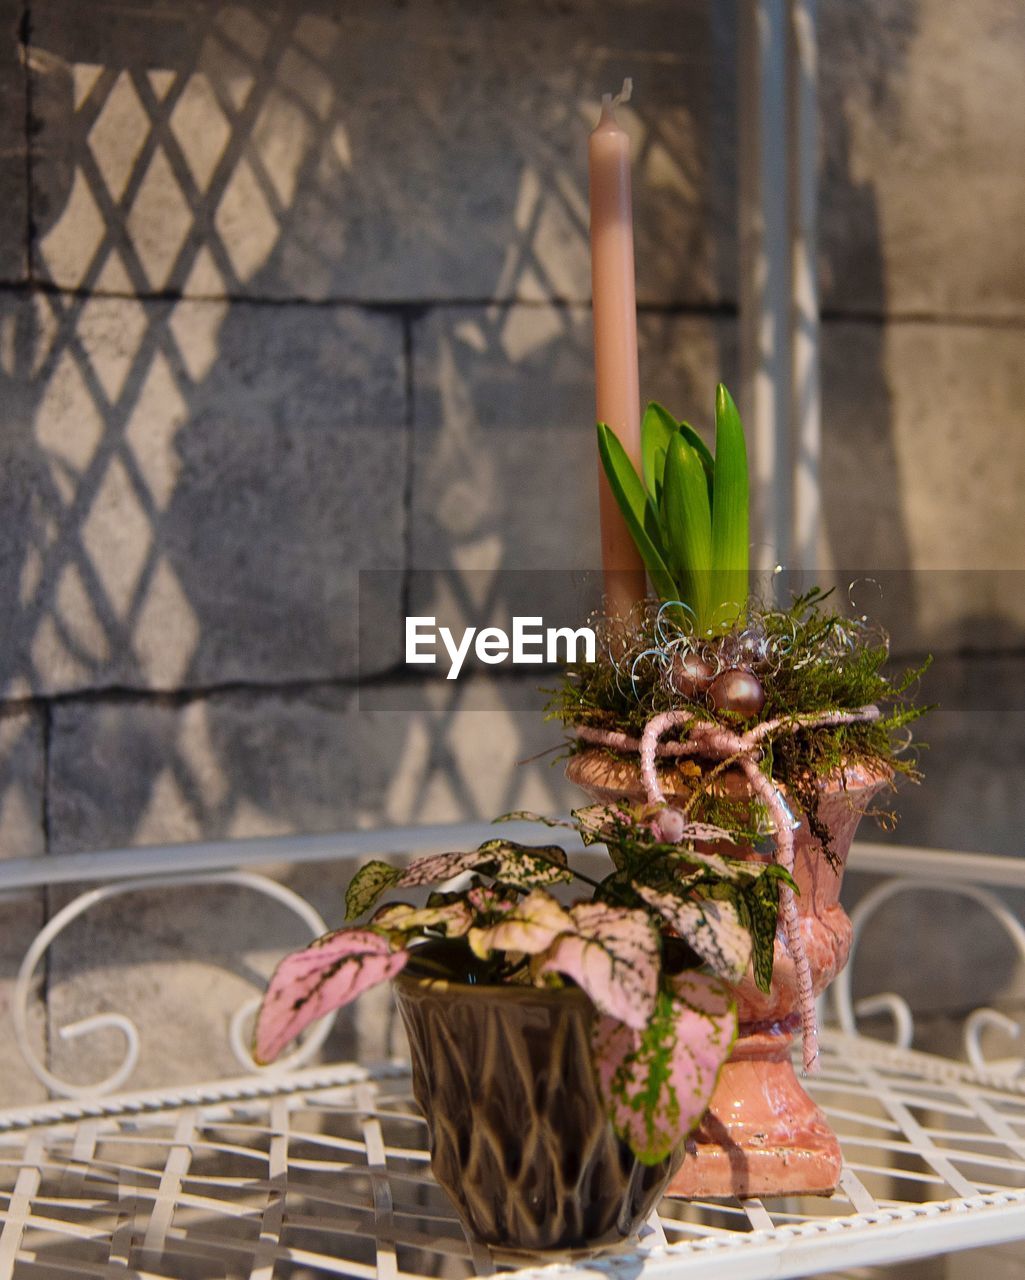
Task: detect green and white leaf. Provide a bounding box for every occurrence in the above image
[571,804,634,846]
[634,884,752,983]
[474,840,573,889]
[345,861,402,919]
[494,810,576,830]
[667,848,744,880]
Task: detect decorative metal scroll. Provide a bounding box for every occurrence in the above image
[11,871,337,1100]
[6,829,1025,1099]
[832,877,1025,1075]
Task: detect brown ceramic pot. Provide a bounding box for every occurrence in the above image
[393,959,682,1251]
[566,747,888,1198]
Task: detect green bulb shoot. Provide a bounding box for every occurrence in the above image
[596,383,749,634]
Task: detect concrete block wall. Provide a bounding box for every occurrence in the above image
[0,0,1023,1101]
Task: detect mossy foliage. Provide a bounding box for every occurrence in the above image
[547,589,930,854]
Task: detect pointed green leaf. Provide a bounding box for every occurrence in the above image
[662,433,713,630]
[677,420,715,494]
[641,402,677,501]
[710,384,749,629]
[596,422,679,601]
[737,867,784,993]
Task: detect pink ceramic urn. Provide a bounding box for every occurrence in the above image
[567,748,887,1198]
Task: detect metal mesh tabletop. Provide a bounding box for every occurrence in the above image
[2,1031,1024,1280]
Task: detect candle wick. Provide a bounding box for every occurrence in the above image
[598,78,633,125]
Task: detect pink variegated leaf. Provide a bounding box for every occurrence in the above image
[468,889,573,959]
[634,884,752,983]
[678,821,737,845]
[396,841,572,892]
[577,802,734,849]
[395,849,490,888]
[667,848,742,879]
[575,803,662,867]
[592,972,736,1164]
[496,810,578,831]
[255,929,407,1065]
[536,903,660,1030]
[474,839,573,888]
[371,900,474,938]
[570,804,625,845]
[466,884,519,915]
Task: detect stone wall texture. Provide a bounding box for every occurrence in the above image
[0,0,1024,1119]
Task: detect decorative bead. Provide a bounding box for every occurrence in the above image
[668,651,715,698]
[737,624,770,668]
[707,667,766,718]
[655,808,686,843]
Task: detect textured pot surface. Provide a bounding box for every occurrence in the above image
[394,967,681,1251]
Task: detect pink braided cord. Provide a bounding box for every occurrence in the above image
[583,704,880,1073]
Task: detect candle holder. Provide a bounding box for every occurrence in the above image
[547,384,928,1198]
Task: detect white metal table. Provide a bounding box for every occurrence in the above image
[1,824,1024,1278]
[2,1035,1025,1279]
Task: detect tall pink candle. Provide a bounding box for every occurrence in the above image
[589,83,646,616]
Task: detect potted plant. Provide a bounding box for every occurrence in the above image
[547,383,927,1197]
[253,808,793,1250]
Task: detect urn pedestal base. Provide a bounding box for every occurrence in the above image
[667,1024,841,1200]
